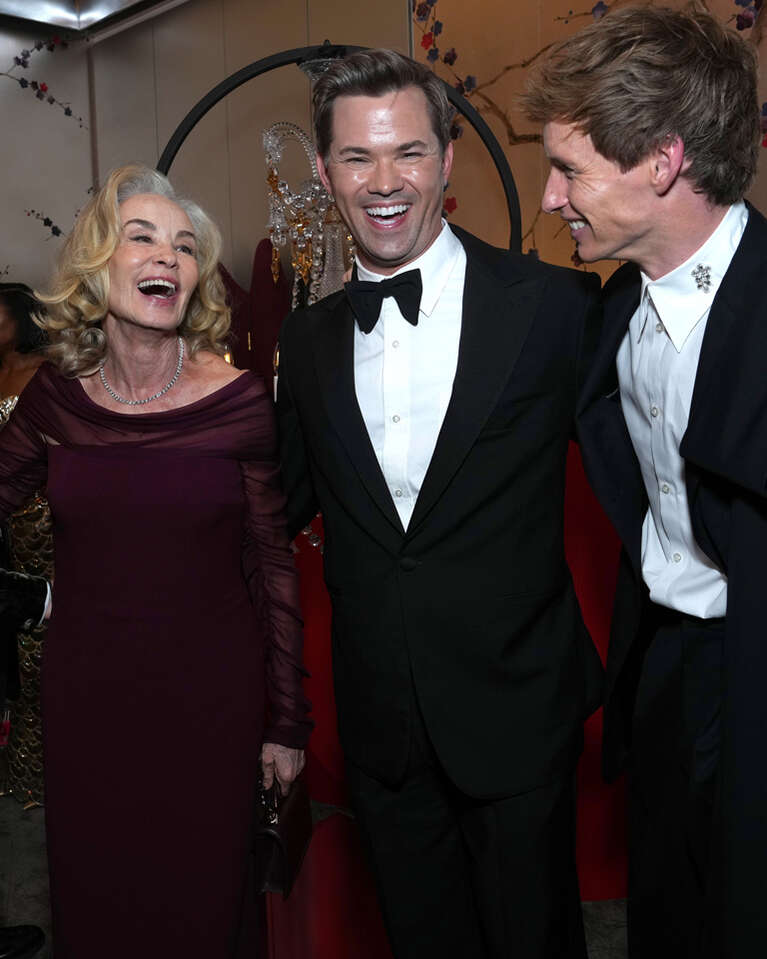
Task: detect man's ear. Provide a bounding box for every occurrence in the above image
[650,135,688,196]
[317,152,333,199]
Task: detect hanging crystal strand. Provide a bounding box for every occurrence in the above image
[263,121,343,307]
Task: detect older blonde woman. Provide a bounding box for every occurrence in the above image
[0,165,311,959]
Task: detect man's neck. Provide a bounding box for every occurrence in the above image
[638,198,733,281]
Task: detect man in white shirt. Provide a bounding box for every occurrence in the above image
[277,48,602,959]
[524,7,764,957]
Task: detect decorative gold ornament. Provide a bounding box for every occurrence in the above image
[264,121,351,308]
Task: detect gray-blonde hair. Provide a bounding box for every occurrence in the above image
[38,163,230,376]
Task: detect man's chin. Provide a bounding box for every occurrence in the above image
[357,243,413,274]
[572,243,602,265]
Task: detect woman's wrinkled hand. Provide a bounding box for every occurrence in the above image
[260,743,305,795]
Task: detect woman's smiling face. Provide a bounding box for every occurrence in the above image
[107,193,199,333]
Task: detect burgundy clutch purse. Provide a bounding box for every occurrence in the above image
[253,770,312,898]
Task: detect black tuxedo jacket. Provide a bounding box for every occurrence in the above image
[277,226,604,798]
[577,204,767,952]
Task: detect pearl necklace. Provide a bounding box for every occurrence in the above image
[99,337,185,406]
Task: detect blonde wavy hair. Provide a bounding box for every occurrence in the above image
[38,163,230,376]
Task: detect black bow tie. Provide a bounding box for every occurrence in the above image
[345,268,423,334]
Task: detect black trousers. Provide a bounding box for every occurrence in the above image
[627,603,724,959]
[345,699,586,959]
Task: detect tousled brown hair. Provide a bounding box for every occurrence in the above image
[313,49,454,161]
[521,5,760,205]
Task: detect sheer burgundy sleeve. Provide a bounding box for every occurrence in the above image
[0,396,48,523]
[240,404,312,750]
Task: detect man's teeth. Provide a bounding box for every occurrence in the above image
[569,220,587,231]
[137,279,176,296]
[366,205,409,219]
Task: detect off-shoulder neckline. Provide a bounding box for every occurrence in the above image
[67,368,262,419]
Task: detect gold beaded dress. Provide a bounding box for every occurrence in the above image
[0,393,52,805]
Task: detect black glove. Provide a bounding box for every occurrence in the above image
[0,567,48,634]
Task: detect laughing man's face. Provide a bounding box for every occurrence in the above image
[317,86,453,275]
[542,120,655,267]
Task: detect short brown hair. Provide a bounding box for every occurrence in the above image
[38,164,230,377]
[313,48,454,160]
[521,5,760,205]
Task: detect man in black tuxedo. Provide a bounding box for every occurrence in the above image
[277,49,603,958]
[524,7,765,957]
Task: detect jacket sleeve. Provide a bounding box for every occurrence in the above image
[275,314,320,539]
[572,269,603,440]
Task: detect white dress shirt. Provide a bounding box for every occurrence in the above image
[354,221,466,529]
[617,202,748,618]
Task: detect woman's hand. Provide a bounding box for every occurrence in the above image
[260,742,305,796]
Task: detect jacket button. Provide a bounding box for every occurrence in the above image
[399,557,418,572]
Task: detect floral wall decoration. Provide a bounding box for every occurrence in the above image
[0,24,92,286]
[23,210,65,240]
[2,36,86,127]
[413,0,767,272]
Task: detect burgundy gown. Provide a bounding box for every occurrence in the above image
[0,362,311,958]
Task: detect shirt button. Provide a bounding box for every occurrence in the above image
[661,483,670,494]
[392,415,400,423]
[650,406,659,418]
[655,322,663,333]
[673,552,682,563]
[394,489,403,498]
[392,340,399,348]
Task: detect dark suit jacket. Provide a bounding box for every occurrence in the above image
[277,226,604,799]
[577,203,767,953]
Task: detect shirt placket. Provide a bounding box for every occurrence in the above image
[380,299,413,516]
[648,301,685,578]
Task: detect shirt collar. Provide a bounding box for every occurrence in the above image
[635,202,748,352]
[355,220,462,318]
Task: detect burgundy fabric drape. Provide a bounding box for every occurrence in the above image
[222,248,627,959]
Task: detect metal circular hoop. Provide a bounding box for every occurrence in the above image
[157,43,522,252]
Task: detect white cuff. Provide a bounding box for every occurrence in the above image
[37,582,51,626]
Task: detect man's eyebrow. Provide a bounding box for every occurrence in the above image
[336,140,430,156]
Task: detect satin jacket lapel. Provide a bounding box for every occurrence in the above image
[407,252,543,537]
[683,204,764,467]
[682,292,738,514]
[312,298,405,537]
[680,206,767,500]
